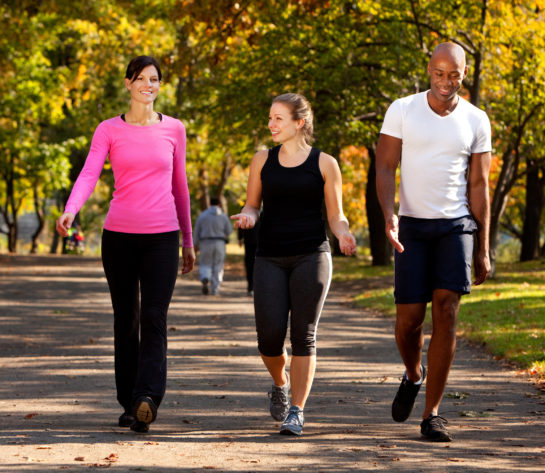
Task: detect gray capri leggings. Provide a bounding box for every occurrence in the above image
[253,251,332,357]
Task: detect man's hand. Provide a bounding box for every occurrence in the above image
[385,214,404,253]
[473,250,491,285]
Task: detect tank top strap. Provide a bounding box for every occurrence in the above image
[307,147,322,169]
[267,145,321,169]
[268,145,282,163]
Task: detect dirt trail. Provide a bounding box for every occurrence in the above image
[0,254,544,472]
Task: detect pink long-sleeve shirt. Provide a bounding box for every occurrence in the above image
[65,115,193,247]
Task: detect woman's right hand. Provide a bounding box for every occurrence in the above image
[56,212,75,237]
[230,212,256,229]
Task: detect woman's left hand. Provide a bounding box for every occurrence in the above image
[338,231,357,256]
[181,246,196,274]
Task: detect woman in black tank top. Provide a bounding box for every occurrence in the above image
[231,93,356,436]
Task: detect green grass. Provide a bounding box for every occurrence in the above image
[461,260,545,370]
[332,256,545,380]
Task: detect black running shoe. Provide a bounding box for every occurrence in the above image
[131,396,157,433]
[420,414,452,442]
[130,420,150,434]
[201,278,209,295]
[118,412,135,427]
[391,365,426,422]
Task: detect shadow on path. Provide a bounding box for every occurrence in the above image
[0,254,544,472]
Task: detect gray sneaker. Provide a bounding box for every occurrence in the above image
[268,380,290,421]
[420,414,452,442]
[280,406,304,436]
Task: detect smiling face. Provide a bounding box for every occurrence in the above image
[427,44,468,106]
[268,101,303,143]
[124,65,161,105]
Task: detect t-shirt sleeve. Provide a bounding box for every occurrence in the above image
[64,122,110,215]
[380,99,403,139]
[471,111,492,154]
[172,120,193,247]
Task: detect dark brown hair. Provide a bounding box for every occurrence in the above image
[125,56,162,83]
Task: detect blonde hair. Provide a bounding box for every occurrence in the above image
[272,93,315,144]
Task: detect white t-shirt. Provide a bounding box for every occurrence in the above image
[380,91,492,219]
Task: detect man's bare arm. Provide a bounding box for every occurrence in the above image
[376,133,403,252]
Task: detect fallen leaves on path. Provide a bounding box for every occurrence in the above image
[459,410,493,417]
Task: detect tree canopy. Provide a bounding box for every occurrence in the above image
[1,0,544,264]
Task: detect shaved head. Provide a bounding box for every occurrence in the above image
[430,42,466,67]
[426,42,468,111]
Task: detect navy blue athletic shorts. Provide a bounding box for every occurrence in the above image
[394,215,477,304]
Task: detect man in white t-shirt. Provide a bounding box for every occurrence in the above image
[376,42,492,442]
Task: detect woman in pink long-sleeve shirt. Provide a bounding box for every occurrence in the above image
[56,56,195,434]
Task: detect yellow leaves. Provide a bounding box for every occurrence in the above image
[340,145,368,232]
[0,118,17,131]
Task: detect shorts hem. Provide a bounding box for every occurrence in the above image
[395,285,470,304]
[258,348,285,358]
[434,284,471,295]
[394,295,432,304]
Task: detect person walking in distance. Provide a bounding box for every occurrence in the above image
[194,197,232,295]
[232,93,356,436]
[56,56,195,434]
[376,42,492,442]
[238,222,259,296]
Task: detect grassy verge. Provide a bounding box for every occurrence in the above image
[332,256,545,384]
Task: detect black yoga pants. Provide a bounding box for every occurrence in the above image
[253,251,332,357]
[101,229,179,411]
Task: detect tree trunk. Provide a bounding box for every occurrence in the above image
[7,224,17,253]
[50,231,60,254]
[3,159,19,253]
[49,191,66,254]
[216,153,232,213]
[489,148,518,275]
[30,184,45,254]
[366,146,392,265]
[198,167,210,211]
[520,160,544,261]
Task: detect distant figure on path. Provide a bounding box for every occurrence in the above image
[376,42,492,442]
[231,93,356,436]
[238,222,259,295]
[56,55,195,434]
[194,197,232,295]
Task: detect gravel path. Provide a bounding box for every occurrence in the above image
[0,254,543,472]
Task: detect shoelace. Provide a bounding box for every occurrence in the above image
[269,387,288,404]
[285,411,302,426]
[428,415,448,427]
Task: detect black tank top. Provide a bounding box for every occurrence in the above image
[257,145,330,257]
